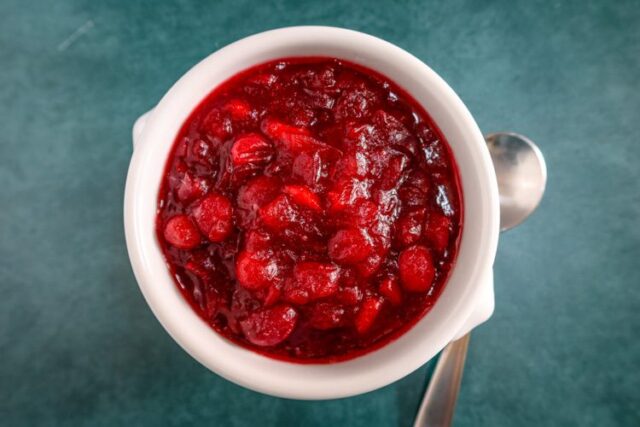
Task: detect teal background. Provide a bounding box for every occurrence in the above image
[1,0,639,425]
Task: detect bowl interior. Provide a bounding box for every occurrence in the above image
[124,26,499,399]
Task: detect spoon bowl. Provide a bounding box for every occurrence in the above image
[485,132,547,231]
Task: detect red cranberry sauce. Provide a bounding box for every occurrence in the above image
[156,58,462,362]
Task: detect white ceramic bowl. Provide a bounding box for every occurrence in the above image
[124,26,499,400]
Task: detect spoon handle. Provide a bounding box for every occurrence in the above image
[413,333,471,427]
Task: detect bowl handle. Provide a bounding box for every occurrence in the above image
[132,109,154,148]
[452,267,495,340]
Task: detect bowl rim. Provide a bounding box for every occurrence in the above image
[124,25,499,399]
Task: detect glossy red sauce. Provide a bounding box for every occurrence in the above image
[156,57,463,362]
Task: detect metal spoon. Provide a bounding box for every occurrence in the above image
[413,132,547,427]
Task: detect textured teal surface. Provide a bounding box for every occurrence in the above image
[1,0,639,426]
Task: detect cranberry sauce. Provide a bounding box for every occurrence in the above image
[156,58,463,362]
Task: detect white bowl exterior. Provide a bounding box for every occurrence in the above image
[124,26,499,400]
